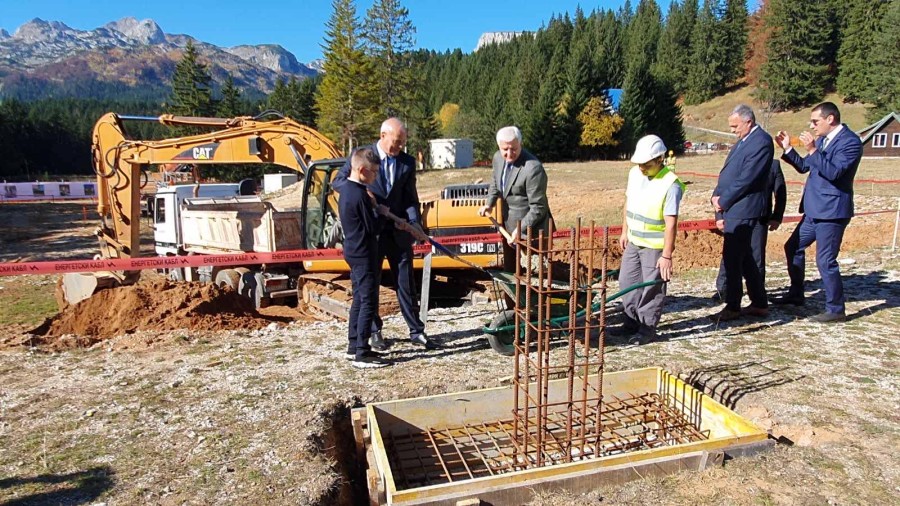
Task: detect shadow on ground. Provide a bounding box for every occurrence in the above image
[0,466,114,506]
[680,360,805,409]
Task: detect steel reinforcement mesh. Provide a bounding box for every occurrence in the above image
[383,222,708,490]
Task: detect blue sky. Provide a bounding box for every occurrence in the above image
[0,0,677,63]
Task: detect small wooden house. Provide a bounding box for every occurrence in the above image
[858,112,900,158]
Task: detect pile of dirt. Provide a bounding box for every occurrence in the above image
[24,279,289,348]
[548,229,724,278]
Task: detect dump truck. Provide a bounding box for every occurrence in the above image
[60,112,501,316]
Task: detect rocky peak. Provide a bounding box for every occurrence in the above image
[307,58,325,73]
[12,18,75,43]
[475,31,524,51]
[0,29,10,40]
[103,17,165,45]
[225,44,307,75]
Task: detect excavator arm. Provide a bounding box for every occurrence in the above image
[61,112,342,305]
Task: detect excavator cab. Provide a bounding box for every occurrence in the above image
[300,159,347,250]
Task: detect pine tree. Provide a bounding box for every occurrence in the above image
[654,0,698,94]
[624,0,662,70]
[594,10,625,87]
[267,76,320,126]
[756,0,831,110]
[217,74,242,117]
[684,0,728,104]
[720,0,748,86]
[837,0,888,102]
[316,0,379,153]
[167,41,213,119]
[620,64,656,150]
[866,0,900,120]
[294,75,321,127]
[363,0,419,121]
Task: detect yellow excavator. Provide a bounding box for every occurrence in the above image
[60,112,501,317]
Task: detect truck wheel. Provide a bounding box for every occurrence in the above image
[215,269,241,291]
[486,309,517,356]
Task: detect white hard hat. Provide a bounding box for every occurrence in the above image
[630,135,667,164]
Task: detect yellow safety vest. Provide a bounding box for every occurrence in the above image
[625,165,684,249]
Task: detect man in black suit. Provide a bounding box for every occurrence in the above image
[711,104,774,321]
[714,158,787,299]
[333,118,439,350]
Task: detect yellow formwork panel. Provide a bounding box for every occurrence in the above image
[366,367,769,505]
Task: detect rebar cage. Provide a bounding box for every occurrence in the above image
[380,220,711,490]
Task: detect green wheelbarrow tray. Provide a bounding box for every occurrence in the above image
[482,276,662,356]
[487,269,617,319]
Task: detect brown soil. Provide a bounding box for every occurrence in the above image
[20,278,292,350]
[550,229,725,278]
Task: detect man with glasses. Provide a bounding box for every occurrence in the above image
[773,102,863,322]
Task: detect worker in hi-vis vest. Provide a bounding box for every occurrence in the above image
[613,135,685,344]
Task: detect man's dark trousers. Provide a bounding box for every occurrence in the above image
[723,218,767,310]
[784,215,849,314]
[716,217,768,296]
[348,257,379,358]
[372,230,425,337]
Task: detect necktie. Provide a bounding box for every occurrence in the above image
[385,156,394,192]
[821,137,829,152]
[501,162,512,192]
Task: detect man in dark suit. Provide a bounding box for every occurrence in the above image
[333,117,439,350]
[714,158,787,299]
[478,126,552,273]
[711,104,774,321]
[774,102,862,322]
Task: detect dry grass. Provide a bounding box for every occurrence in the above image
[681,86,875,139]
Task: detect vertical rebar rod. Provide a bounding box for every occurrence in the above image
[564,219,580,462]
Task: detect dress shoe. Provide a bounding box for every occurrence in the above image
[771,295,805,306]
[809,311,846,323]
[628,325,659,345]
[740,306,769,317]
[710,308,741,322]
[410,333,441,350]
[369,330,391,351]
[607,324,639,337]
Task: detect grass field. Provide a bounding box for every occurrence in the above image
[1,149,898,505]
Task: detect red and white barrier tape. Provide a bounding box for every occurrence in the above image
[1,212,895,277]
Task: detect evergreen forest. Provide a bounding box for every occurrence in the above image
[0,0,897,180]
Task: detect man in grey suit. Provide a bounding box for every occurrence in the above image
[478,126,552,273]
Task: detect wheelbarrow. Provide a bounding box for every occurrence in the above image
[482,270,662,355]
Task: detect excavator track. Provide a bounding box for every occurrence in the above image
[297,273,401,321]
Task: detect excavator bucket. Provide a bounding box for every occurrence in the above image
[61,273,99,306]
[59,272,123,308]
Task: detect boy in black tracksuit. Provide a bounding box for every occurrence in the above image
[339,147,391,368]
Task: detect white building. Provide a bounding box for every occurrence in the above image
[1,181,97,201]
[429,139,475,169]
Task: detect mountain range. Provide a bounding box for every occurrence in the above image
[0,17,321,101]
